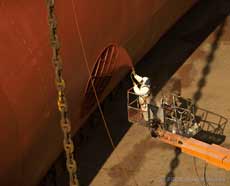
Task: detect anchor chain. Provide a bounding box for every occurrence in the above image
[45,0,79,185]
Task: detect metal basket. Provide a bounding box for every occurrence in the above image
[127,88,151,127]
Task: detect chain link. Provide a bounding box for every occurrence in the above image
[45,0,80,185]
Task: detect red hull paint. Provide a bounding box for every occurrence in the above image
[0,0,197,185]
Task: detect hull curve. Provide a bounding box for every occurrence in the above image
[0,0,198,185]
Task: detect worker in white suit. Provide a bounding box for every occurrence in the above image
[130,71,164,124]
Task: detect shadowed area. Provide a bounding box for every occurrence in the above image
[192,20,226,104]
[165,148,182,186]
[164,9,228,186]
[40,1,230,185]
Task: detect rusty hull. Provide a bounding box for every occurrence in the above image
[0,0,197,185]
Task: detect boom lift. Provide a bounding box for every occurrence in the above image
[127,86,230,171]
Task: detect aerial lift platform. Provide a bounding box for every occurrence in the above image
[127,88,230,171]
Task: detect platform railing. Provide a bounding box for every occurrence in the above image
[127,88,228,140]
[127,88,150,127]
[196,107,228,135]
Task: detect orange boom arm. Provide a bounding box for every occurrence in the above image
[158,129,230,170]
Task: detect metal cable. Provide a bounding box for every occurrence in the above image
[70,1,139,186]
[203,163,210,186]
[193,156,211,186]
[193,157,205,186]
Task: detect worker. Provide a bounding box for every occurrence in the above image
[130,71,164,124]
[130,71,153,122]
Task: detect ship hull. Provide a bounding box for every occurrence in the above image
[0,0,197,185]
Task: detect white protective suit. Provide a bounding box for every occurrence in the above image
[133,74,153,121]
[132,73,164,123]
